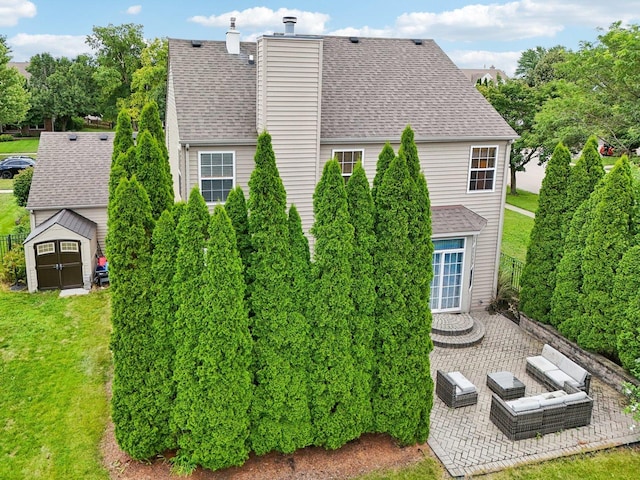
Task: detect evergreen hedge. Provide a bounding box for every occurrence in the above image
[225,186,252,283]
[288,204,311,319]
[135,130,174,219]
[371,142,395,215]
[614,246,640,374]
[247,132,312,454]
[520,143,571,323]
[112,110,134,162]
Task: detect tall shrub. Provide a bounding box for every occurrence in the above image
[247,132,311,454]
[288,204,310,319]
[12,166,32,207]
[519,143,572,323]
[614,246,640,374]
[107,176,158,459]
[171,187,210,465]
[112,110,134,162]
[371,142,395,213]
[225,186,252,282]
[345,161,376,434]
[138,100,172,189]
[134,130,173,219]
[175,206,253,471]
[309,159,359,449]
[578,156,633,356]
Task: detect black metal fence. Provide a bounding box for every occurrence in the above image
[0,233,27,258]
[500,252,524,291]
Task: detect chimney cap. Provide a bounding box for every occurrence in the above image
[230,17,236,30]
[283,16,297,24]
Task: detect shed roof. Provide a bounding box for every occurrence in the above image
[431,205,487,236]
[24,209,97,244]
[168,36,516,143]
[27,132,114,210]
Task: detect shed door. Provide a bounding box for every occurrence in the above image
[35,240,83,290]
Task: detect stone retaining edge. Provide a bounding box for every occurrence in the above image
[518,314,640,393]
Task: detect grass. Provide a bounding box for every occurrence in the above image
[505,190,538,213]
[0,288,112,480]
[0,194,25,235]
[0,138,39,155]
[501,209,534,262]
[356,458,445,479]
[0,179,13,190]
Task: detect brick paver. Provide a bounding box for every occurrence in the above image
[428,312,637,478]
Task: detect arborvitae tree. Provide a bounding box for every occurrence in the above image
[519,143,572,323]
[563,136,604,231]
[552,192,599,334]
[371,142,395,211]
[107,176,158,459]
[148,209,179,453]
[578,156,633,356]
[112,110,134,162]
[176,206,253,471]
[345,161,376,434]
[138,100,172,189]
[373,153,426,445]
[171,187,210,467]
[108,155,127,205]
[288,204,311,319]
[397,126,434,443]
[225,186,252,282]
[614,246,640,374]
[135,130,173,219]
[308,159,359,449]
[247,132,312,454]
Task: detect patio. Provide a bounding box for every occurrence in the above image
[428,311,637,478]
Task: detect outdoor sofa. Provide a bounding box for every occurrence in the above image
[526,344,591,393]
[490,383,593,440]
[436,370,478,408]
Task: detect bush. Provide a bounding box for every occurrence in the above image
[67,116,85,131]
[0,134,14,142]
[0,245,26,284]
[13,167,33,207]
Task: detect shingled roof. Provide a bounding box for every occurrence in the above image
[24,209,97,243]
[168,35,515,143]
[27,132,113,210]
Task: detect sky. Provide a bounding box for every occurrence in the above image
[3,0,640,76]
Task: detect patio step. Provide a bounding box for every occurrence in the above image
[432,313,485,348]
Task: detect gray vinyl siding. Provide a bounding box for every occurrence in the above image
[256,36,323,236]
[165,67,182,201]
[33,207,108,250]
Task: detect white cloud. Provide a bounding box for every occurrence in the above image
[8,33,91,61]
[448,49,523,77]
[328,26,393,38]
[0,0,36,27]
[126,5,142,15]
[189,7,330,35]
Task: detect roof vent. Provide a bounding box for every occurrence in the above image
[191,40,202,48]
[283,16,297,35]
[349,37,359,43]
[412,39,423,45]
[68,134,77,141]
[248,54,255,65]
[99,134,108,141]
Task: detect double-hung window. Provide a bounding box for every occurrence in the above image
[199,152,234,203]
[333,149,364,182]
[468,146,497,192]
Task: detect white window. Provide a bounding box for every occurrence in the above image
[37,242,55,255]
[60,241,79,253]
[199,152,234,203]
[333,149,364,181]
[468,146,498,192]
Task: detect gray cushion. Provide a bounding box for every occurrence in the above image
[540,390,567,400]
[540,396,567,407]
[557,357,587,383]
[527,355,557,373]
[448,371,476,393]
[545,369,579,388]
[508,398,541,412]
[541,344,564,365]
[564,391,588,402]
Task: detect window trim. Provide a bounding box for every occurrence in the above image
[332,148,364,180]
[466,145,499,193]
[36,242,56,256]
[198,150,236,204]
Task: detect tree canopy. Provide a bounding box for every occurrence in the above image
[0,36,30,126]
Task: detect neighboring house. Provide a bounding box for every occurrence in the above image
[165,18,517,313]
[460,66,508,85]
[24,132,113,292]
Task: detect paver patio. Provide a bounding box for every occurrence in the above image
[428,311,637,478]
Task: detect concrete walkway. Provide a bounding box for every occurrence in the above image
[0,190,13,194]
[505,203,535,218]
[428,312,636,478]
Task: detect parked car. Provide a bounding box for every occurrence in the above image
[0,156,35,179]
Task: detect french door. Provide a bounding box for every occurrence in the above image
[430,238,465,312]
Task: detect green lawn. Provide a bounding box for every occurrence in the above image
[505,190,538,213]
[0,138,39,155]
[0,194,24,235]
[0,179,13,190]
[0,289,111,480]
[501,209,534,262]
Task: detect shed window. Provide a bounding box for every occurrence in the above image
[60,241,79,253]
[37,242,55,255]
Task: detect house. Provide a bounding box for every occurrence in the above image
[165,17,517,313]
[24,132,113,292]
[460,66,508,85]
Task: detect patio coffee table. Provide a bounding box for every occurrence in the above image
[487,371,526,400]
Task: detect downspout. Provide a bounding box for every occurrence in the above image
[493,139,514,298]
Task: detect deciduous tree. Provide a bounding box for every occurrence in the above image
[0,36,30,127]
